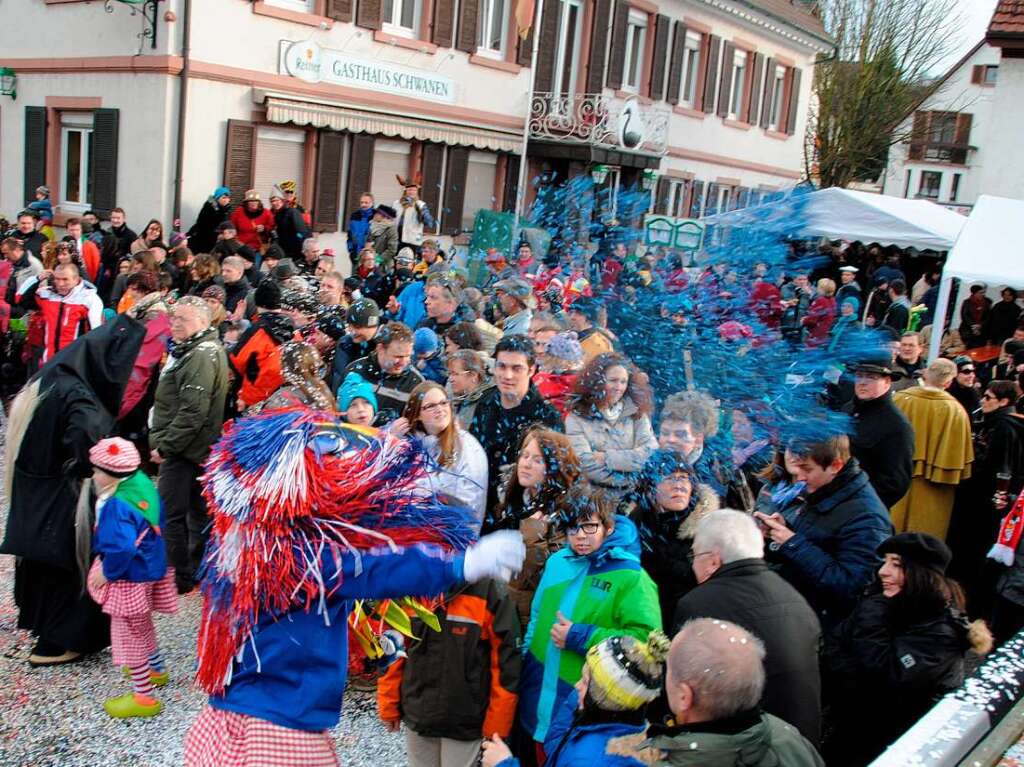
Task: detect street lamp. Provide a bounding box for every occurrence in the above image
[591,164,610,185]
[0,68,16,100]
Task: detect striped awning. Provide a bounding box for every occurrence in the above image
[262,95,522,153]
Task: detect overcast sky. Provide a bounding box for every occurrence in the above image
[934,0,998,73]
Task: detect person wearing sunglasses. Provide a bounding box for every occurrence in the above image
[518,486,660,764]
[947,355,981,421]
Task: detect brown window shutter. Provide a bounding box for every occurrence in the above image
[327,0,354,22]
[785,67,802,135]
[908,111,926,160]
[606,2,630,91]
[746,53,763,124]
[649,14,671,100]
[502,154,521,212]
[517,28,533,67]
[313,131,344,233]
[688,180,705,217]
[23,106,47,209]
[716,42,734,117]
[586,0,613,93]
[534,0,561,92]
[666,21,686,105]
[346,134,376,215]
[702,35,720,114]
[954,113,972,144]
[705,182,720,214]
[970,65,983,84]
[457,0,480,53]
[356,0,382,30]
[420,142,445,232]
[654,177,671,215]
[759,56,775,128]
[90,108,120,219]
[432,0,455,47]
[223,119,256,205]
[442,146,470,235]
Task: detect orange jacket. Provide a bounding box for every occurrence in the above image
[228,312,297,408]
[378,578,521,740]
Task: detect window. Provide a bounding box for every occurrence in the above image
[717,184,733,212]
[266,0,315,10]
[767,65,785,131]
[369,139,412,206]
[61,113,94,211]
[950,173,962,202]
[462,151,498,230]
[679,32,702,107]
[928,112,957,145]
[553,0,583,98]
[667,179,692,218]
[918,171,941,200]
[254,127,306,206]
[383,0,419,35]
[728,50,747,119]
[622,9,648,93]
[984,65,998,84]
[903,169,913,198]
[477,0,507,57]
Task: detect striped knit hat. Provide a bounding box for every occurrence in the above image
[586,630,670,712]
[89,437,141,478]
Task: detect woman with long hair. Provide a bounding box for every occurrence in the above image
[822,533,993,766]
[262,341,337,412]
[493,426,581,625]
[402,381,488,530]
[565,352,658,500]
[187,254,224,297]
[447,349,494,430]
[131,219,165,254]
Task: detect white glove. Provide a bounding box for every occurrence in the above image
[463,531,526,583]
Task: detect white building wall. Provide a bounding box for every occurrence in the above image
[976,56,1024,202]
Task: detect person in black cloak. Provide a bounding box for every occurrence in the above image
[1,314,146,666]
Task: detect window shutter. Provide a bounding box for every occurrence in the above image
[649,15,671,101]
[908,111,927,160]
[954,113,972,145]
[533,0,561,93]
[442,146,470,235]
[970,65,983,84]
[735,186,750,209]
[688,180,705,217]
[517,28,534,67]
[716,42,734,117]
[23,106,47,208]
[502,154,520,213]
[785,67,802,135]
[356,0,383,30]
[586,0,613,93]
[313,131,344,233]
[760,57,775,128]
[223,119,256,205]
[606,2,630,91]
[457,0,479,53]
[702,35,720,114]
[654,177,671,215]
[746,52,763,124]
[327,0,354,22]
[666,21,686,105]
[90,108,120,218]
[705,182,720,215]
[420,142,445,232]
[346,134,376,217]
[432,0,455,47]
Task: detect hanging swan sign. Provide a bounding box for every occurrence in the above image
[617,98,647,151]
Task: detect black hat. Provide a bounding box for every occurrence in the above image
[281,289,319,315]
[264,243,285,262]
[568,296,601,322]
[878,533,952,574]
[347,298,381,328]
[375,204,397,220]
[272,260,297,282]
[851,361,902,379]
[254,279,282,311]
[216,220,236,233]
[316,306,348,340]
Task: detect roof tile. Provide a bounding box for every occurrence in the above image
[989,0,1024,35]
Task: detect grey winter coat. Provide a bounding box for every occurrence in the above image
[566,397,659,497]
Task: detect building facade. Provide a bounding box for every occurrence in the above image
[0,0,828,248]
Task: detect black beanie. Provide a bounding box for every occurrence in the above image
[255,279,282,311]
[877,533,952,574]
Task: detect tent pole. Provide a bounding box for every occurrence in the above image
[928,275,955,362]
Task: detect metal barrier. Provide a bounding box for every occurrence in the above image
[870,632,1024,766]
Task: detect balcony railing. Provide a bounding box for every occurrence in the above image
[908,141,973,165]
[528,92,670,156]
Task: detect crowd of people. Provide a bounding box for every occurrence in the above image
[1,180,1023,767]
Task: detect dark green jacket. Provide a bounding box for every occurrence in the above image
[151,326,229,464]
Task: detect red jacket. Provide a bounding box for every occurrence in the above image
[230,205,276,251]
[749,281,782,330]
[804,295,837,347]
[120,312,171,419]
[533,371,578,417]
[18,278,104,363]
[229,312,297,408]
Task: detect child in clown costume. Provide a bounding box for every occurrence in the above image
[86,437,178,719]
[182,409,525,766]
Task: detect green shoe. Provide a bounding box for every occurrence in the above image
[121,666,169,687]
[104,693,162,719]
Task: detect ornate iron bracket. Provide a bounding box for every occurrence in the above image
[104,0,163,50]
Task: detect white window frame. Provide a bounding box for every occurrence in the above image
[667,179,691,218]
[917,170,941,200]
[552,0,584,99]
[717,184,733,213]
[679,32,702,107]
[728,49,747,119]
[984,65,998,85]
[383,0,420,37]
[622,9,648,93]
[605,166,622,219]
[767,65,786,132]
[265,0,316,11]
[477,0,508,58]
[60,112,94,213]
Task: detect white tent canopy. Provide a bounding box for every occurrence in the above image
[928,195,1024,360]
[705,187,966,251]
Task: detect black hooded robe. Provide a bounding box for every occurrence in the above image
[1,315,145,653]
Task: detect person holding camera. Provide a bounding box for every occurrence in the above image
[393,178,436,255]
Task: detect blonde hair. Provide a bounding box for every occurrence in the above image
[817,278,836,297]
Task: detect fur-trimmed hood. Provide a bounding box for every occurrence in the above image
[676,483,721,541]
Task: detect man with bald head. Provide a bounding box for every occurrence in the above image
[17,261,103,367]
[644,618,823,765]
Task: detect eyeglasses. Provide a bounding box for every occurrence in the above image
[565,521,601,535]
[421,400,450,415]
[960,368,976,374]
[686,550,714,564]
[982,392,999,400]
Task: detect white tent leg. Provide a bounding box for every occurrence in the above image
[928,275,955,362]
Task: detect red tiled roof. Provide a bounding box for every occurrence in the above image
[741,1,830,43]
[989,0,1024,37]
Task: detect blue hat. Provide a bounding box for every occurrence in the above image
[414,327,440,358]
[840,295,861,313]
[338,373,378,413]
[213,186,231,199]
